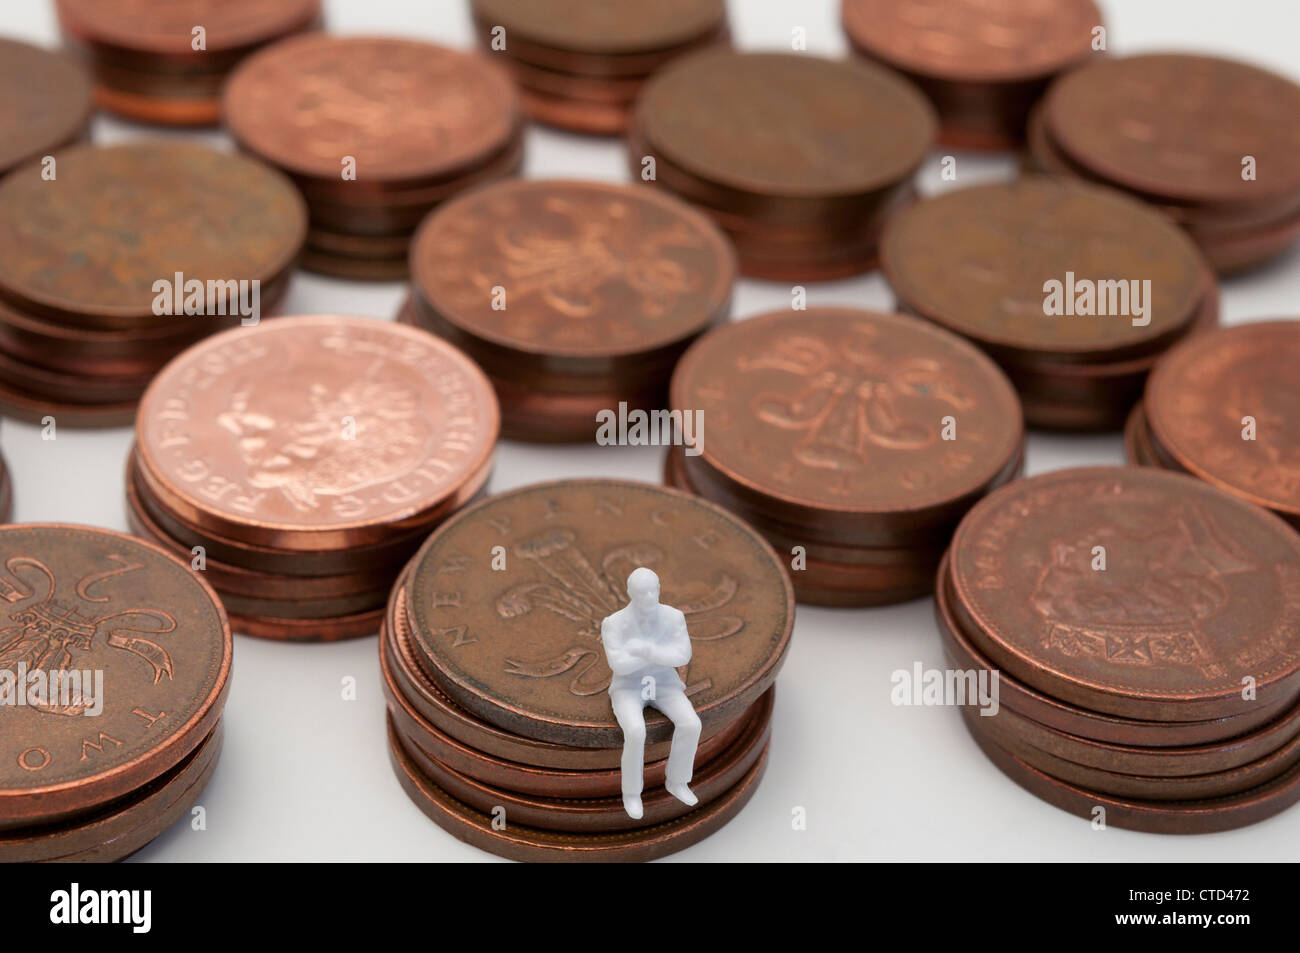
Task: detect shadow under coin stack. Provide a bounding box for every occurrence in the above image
[469,0,728,134]
[1127,321,1300,532]
[627,49,935,280]
[0,525,231,861]
[940,467,1300,834]
[127,316,499,641]
[400,179,735,441]
[842,0,1101,151]
[1028,54,1300,274]
[383,480,793,861]
[0,142,306,428]
[881,177,1218,431]
[55,0,321,126]
[666,308,1024,607]
[224,35,524,281]
[0,38,93,177]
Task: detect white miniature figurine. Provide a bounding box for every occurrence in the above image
[600,567,702,820]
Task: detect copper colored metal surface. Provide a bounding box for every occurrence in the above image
[0,456,10,524]
[949,467,1300,722]
[405,480,795,747]
[0,39,94,175]
[0,524,231,830]
[229,606,384,643]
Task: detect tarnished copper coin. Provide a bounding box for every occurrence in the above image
[0,524,231,830]
[57,0,321,57]
[472,0,725,59]
[406,480,795,747]
[670,308,1023,547]
[135,316,499,552]
[1144,321,1300,529]
[0,142,306,329]
[0,39,93,176]
[949,467,1300,721]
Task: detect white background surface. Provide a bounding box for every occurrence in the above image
[3,0,1300,861]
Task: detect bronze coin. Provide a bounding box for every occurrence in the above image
[135,315,499,552]
[669,308,1023,547]
[224,35,521,188]
[298,248,410,283]
[57,0,320,58]
[406,479,795,747]
[0,456,10,524]
[949,466,1300,721]
[0,379,138,429]
[0,722,221,863]
[881,177,1206,365]
[0,142,306,329]
[396,687,771,832]
[0,524,231,830]
[1144,321,1300,528]
[386,716,769,861]
[472,0,725,58]
[1123,401,1157,467]
[229,606,384,643]
[0,39,93,176]
[1045,54,1300,207]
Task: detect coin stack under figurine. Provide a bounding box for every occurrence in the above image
[627,49,935,279]
[940,467,1300,833]
[0,38,93,177]
[127,316,499,641]
[382,480,793,861]
[1126,320,1300,532]
[0,142,305,428]
[55,0,321,125]
[0,524,232,861]
[841,0,1102,151]
[881,177,1219,431]
[1027,53,1300,273]
[665,308,1024,606]
[224,35,524,281]
[399,179,735,441]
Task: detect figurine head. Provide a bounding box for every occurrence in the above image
[627,567,660,611]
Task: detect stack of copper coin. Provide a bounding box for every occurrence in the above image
[940,467,1300,834]
[628,49,936,280]
[469,0,728,134]
[0,38,93,176]
[0,142,305,428]
[881,177,1218,431]
[1127,320,1300,532]
[55,0,321,126]
[224,35,523,281]
[400,179,735,441]
[127,316,499,641]
[0,524,231,861]
[666,308,1024,607]
[1027,54,1300,273]
[842,0,1101,151]
[383,480,794,861]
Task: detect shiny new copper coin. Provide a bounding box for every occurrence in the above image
[1143,321,1300,529]
[0,524,231,830]
[406,480,795,747]
[387,717,768,861]
[0,39,93,176]
[949,466,1300,722]
[0,142,306,329]
[135,316,499,552]
[670,308,1023,548]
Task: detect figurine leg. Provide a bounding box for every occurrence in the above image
[610,687,647,819]
[655,689,701,807]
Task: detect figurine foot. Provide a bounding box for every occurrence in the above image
[666,782,698,807]
[623,794,644,819]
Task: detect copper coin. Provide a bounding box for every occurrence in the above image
[881,177,1206,365]
[1144,321,1300,528]
[396,687,771,832]
[0,722,221,863]
[949,466,1300,721]
[298,248,410,283]
[135,316,499,551]
[0,524,231,830]
[1123,401,1157,467]
[472,0,725,58]
[387,717,769,861]
[405,479,795,747]
[230,606,384,643]
[1045,54,1300,206]
[670,308,1023,547]
[0,142,306,329]
[0,39,93,176]
[0,456,11,524]
[0,380,138,429]
[57,0,320,58]
[224,35,521,188]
